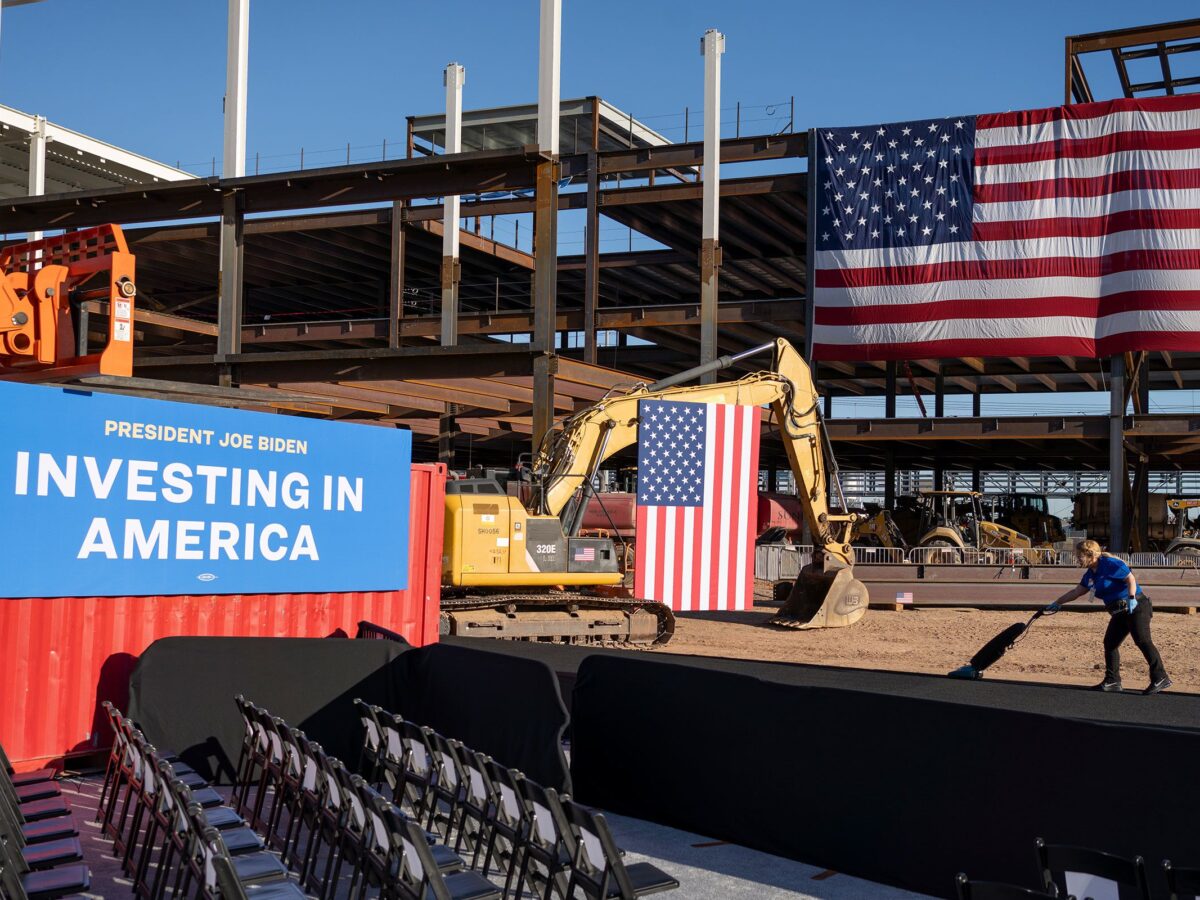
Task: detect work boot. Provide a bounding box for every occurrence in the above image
[1092,679,1122,692]
[1143,676,1172,695]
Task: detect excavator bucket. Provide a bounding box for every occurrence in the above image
[771,563,868,629]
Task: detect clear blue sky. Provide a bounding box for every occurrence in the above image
[2,0,1197,424]
[3,0,1196,170]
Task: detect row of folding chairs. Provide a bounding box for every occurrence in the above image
[233,696,500,900]
[353,699,678,900]
[0,742,89,900]
[98,701,307,900]
[956,837,1200,899]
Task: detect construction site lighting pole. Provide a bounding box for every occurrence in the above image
[1109,355,1126,552]
[532,0,561,450]
[217,0,249,368]
[699,28,725,383]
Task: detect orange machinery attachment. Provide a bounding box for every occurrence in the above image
[0,224,137,380]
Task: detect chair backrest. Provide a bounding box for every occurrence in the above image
[386,810,453,900]
[295,733,322,799]
[426,731,463,796]
[455,747,495,814]
[519,777,576,861]
[234,695,254,753]
[956,873,1068,900]
[279,725,304,783]
[360,785,395,863]
[1164,860,1200,900]
[336,766,369,840]
[354,699,384,757]
[561,800,634,900]
[155,760,188,836]
[314,747,346,818]
[1037,839,1150,900]
[199,826,236,899]
[377,710,407,791]
[398,721,433,779]
[482,759,527,834]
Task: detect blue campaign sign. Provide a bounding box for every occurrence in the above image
[0,382,411,598]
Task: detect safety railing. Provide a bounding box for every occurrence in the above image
[754,543,1200,580]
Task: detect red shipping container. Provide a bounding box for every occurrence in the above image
[757,492,806,541]
[0,462,446,771]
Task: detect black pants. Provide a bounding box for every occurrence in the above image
[1103,595,1167,683]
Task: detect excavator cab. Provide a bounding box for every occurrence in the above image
[0,225,136,380]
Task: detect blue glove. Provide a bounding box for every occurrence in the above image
[1045,602,1061,613]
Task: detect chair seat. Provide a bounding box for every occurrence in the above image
[222,825,267,855]
[192,786,225,808]
[204,806,248,830]
[177,771,209,789]
[9,767,56,787]
[21,836,83,870]
[21,818,78,844]
[430,844,466,872]
[20,862,90,900]
[607,862,679,897]
[15,780,61,802]
[240,880,308,900]
[231,851,289,884]
[438,870,502,900]
[18,796,70,822]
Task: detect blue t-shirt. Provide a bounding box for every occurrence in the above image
[1080,556,1137,611]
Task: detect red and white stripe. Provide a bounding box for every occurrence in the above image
[813,95,1200,360]
[633,403,761,612]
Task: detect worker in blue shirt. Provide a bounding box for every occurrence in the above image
[1047,539,1171,694]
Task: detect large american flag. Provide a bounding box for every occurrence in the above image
[633,399,760,612]
[812,95,1200,360]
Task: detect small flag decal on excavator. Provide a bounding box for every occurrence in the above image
[574,547,595,562]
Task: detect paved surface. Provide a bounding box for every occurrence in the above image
[604,811,933,899]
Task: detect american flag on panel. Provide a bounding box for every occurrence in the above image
[633,399,761,612]
[812,95,1200,360]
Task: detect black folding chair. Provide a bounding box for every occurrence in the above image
[1164,860,1200,900]
[396,721,438,825]
[479,760,530,898]
[426,732,468,840]
[956,873,1067,900]
[450,747,496,870]
[561,800,678,900]
[0,795,81,874]
[512,778,575,900]
[386,814,498,900]
[195,826,288,900]
[211,850,308,900]
[353,699,386,784]
[0,744,55,790]
[1035,838,1150,900]
[0,831,89,900]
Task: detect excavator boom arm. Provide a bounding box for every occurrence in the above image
[533,338,856,568]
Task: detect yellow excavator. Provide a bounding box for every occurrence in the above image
[441,338,868,644]
[1165,498,1200,557]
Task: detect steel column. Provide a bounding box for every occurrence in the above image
[532,0,561,451]
[972,391,982,416]
[1109,354,1127,551]
[804,127,817,362]
[885,361,897,418]
[216,192,245,360]
[217,0,248,360]
[935,365,945,417]
[27,115,46,243]
[440,63,466,348]
[439,405,458,468]
[699,28,725,381]
[388,201,406,349]
[582,148,600,363]
[884,449,896,510]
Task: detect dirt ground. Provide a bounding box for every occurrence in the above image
[652,604,1200,693]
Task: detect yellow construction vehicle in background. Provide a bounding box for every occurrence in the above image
[992,493,1065,546]
[441,338,868,643]
[903,490,1032,562]
[851,505,908,550]
[1165,498,1200,557]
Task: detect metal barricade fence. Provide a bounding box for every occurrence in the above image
[754,544,813,581]
[852,546,908,565]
